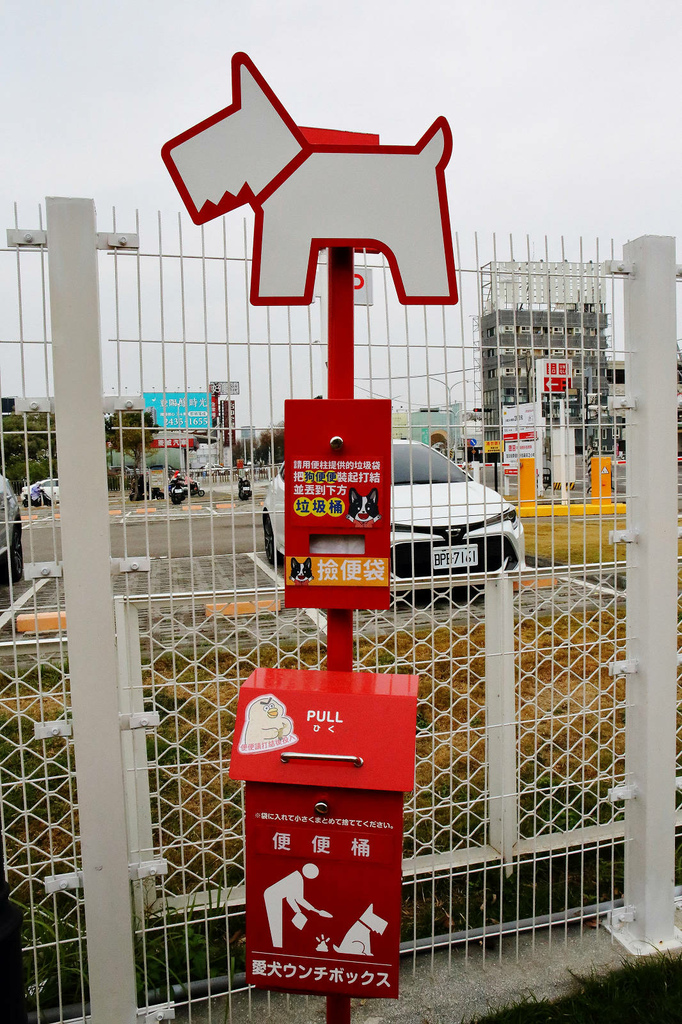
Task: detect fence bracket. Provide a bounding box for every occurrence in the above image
[96,232,140,251]
[119,712,160,731]
[34,720,72,740]
[111,557,151,574]
[608,659,638,677]
[604,260,635,276]
[608,783,638,802]
[25,562,62,580]
[608,395,637,414]
[609,529,638,545]
[6,229,47,247]
[139,1007,175,1023]
[103,395,145,413]
[611,904,637,925]
[129,859,168,881]
[44,871,83,894]
[14,397,55,414]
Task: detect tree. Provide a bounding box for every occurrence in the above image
[105,411,156,469]
[0,414,56,483]
[253,425,284,466]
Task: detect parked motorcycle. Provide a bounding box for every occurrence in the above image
[238,476,252,501]
[169,477,187,505]
[189,480,205,498]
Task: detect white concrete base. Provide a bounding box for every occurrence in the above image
[602,913,682,956]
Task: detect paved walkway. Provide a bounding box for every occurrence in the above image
[175,924,632,1024]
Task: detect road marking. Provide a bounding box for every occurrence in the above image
[0,577,52,632]
[206,598,281,617]
[245,551,327,634]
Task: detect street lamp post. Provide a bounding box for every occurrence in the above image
[427,372,472,458]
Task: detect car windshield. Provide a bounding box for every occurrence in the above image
[393,445,467,485]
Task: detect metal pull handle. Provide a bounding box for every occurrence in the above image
[280,752,363,767]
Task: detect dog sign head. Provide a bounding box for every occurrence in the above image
[162,52,457,307]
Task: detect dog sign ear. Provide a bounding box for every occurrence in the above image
[162,52,457,307]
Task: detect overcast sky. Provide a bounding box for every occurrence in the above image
[3,0,681,246]
[1,1,680,423]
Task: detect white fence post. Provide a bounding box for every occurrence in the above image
[115,598,158,918]
[607,235,682,952]
[46,198,138,1020]
[485,575,518,870]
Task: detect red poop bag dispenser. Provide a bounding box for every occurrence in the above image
[230,666,418,999]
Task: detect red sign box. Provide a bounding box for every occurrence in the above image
[284,399,391,610]
[229,667,418,793]
[230,668,418,1001]
[244,783,403,998]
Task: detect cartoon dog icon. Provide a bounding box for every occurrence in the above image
[346,487,381,527]
[289,556,314,585]
[162,53,457,307]
[238,694,298,754]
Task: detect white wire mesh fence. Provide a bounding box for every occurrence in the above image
[0,203,679,1021]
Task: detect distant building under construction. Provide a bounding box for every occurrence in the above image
[479,261,611,454]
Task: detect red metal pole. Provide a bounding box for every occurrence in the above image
[326,247,354,1021]
[326,247,355,675]
[326,993,352,1024]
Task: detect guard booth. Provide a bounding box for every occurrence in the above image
[230,666,418,998]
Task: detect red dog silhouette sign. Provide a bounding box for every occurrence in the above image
[162,52,457,306]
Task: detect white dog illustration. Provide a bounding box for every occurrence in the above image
[162,52,457,306]
[238,693,298,754]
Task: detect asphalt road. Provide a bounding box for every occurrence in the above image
[19,498,267,564]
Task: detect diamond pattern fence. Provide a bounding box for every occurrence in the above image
[0,209,679,1020]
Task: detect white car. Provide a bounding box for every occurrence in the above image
[21,478,59,507]
[262,440,524,583]
[0,476,23,583]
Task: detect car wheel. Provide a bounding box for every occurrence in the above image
[0,525,23,584]
[263,513,275,565]
[9,526,23,582]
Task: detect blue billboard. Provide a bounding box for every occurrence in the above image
[144,392,209,429]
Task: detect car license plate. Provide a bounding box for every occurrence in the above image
[432,545,478,570]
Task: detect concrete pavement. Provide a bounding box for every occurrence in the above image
[175,924,632,1024]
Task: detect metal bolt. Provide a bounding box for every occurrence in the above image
[124,399,134,409]
[156,1013,164,1021]
[41,567,50,577]
[30,402,38,411]
[140,717,148,727]
[60,881,67,890]
[23,232,34,244]
[51,727,59,736]
[130,562,139,572]
[329,436,343,451]
[149,868,157,876]
[314,801,329,816]
[118,235,127,246]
